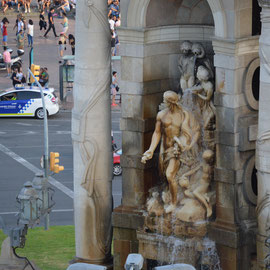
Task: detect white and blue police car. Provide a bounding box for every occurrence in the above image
[0,86,59,119]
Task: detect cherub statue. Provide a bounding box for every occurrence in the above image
[179,150,214,218]
[192,149,214,217]
[178,41,195,92]
[192,42,214,81]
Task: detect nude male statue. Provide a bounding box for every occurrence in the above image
[141,91,200,213]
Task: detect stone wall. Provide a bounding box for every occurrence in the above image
[209,37,259,270]
[146,0,214,27]
[113,0,260,269]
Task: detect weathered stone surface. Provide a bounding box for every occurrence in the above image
[239,127,256,151]
[215,131,240,147]
[216,144,252,170]
[0,237,40,270]
[112,207,145,230]
[144,215,207,237]
[113,227,137,241]
[122,131,144,156]
[215,106,251,133]
[214,92,246,109]
[215,167,237,184]
[120,118,156,133]
[121,167,159,207]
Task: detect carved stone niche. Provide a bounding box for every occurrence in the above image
[141,41,216,238]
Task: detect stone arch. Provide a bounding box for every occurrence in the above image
[126,0,227,38]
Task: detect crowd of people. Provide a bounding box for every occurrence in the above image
[0,0,76,14]
[0,0,120,102]
[108,0,121,106]
[108,0,120,57]
[0,0,76,89]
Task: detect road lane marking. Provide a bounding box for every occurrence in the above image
[16,122,33,126]
[6,144,71,148]
[0,130,73,135]
[56,131,71,135]
[0,143,74,199]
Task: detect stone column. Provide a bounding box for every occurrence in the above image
[72,0,112,265]
[256,1,270,269]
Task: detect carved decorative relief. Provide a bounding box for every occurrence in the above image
[141,42,215,237]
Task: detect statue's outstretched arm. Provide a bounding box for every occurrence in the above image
[141,114,162,163]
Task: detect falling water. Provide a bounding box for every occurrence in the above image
[200,238,222,270]
[153,233,222,269]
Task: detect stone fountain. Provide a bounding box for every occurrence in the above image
[138,41,220,269]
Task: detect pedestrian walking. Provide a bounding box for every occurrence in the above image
[1,17,9,46]
[58,32,66,60]
[37,0,43,11]
[57,0,70,17]
[111,71,118,106]
[68,34,75,55]
[13,16,24,35]
[111,30,115,56]
[39,10,47,32]
[27,19,33,47]
[24,0,31,13]
[3,46,11,77]
[61,12,68,36]
[17,0,24,12]
[2,0,9,13]
[43,0,50,12]
[16,29,24,49]
[44,7,58,38]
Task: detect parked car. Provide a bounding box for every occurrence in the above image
[0,86,59,119]
[113,148,122,176]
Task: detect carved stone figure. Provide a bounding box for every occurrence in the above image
[142,43,216,237]
[141,91,200,213]
[191,65,215,130]
[192,43,214,81]
[72,0,112,265]
[178,150,214,219]
[146,188,164,217]
[178,41,196,92]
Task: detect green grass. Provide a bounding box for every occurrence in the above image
[0,225,75,270]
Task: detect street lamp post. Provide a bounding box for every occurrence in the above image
[28,68,50,230]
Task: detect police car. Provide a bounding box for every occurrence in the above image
[0,86,59,119]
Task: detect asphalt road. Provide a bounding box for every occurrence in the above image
[0,109,122,227]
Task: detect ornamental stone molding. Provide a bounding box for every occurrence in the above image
[126,0,227,38]
[244,58,260,111]
[258,0,270,8]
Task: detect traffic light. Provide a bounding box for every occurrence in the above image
[30,64,40,83]
[50,152,64,173]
